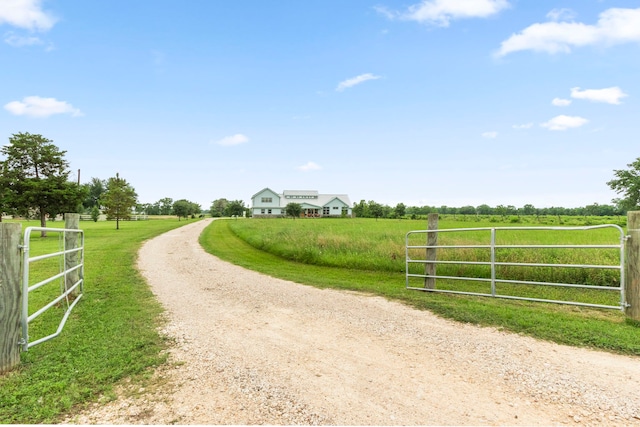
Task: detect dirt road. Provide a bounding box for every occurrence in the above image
[69,219,640,425]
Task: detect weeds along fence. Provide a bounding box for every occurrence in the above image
[0,214,84,373]
[406,212,640,321]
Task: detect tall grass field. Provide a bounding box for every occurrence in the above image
[200,216,640,356]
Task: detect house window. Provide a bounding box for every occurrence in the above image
[261,197,272,203]
[268,209,272,214]
[323,207,330,215]
[333,206,339,210]
[261,209,265,214]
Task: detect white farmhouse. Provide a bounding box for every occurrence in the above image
[251,188,352,218]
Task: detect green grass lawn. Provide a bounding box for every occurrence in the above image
[0,217,194,424]
[1,214,638,424]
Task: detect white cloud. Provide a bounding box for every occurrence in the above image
[552,97,572,107]
[214,134,249,146]
[496,7,640,57]
[4,96,82,118]
[570,86,628,105]
[4,31,41,46]
[546,8,576,22]
[481,131,498,138]
[297,161,322,172]
[0,0,57,31]
[378,0,509,27]
[336,73,381,92]
[512,123,533,130]
[540,115,588,131]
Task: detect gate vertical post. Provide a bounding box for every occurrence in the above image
[0,223,22,373]
[64,214,81,298]
[625,211,640,322]
[424,213,438,289]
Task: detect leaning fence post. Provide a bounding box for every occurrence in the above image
[625,211,640,322]
[424,213,438,289]
[0,222,22,373]
[64,213,81,298]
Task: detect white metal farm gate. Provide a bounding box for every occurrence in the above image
[20,226,85,351]
[405,224,626,310]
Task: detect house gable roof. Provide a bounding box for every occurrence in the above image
[251,187,280,200]
[324,196,350,207]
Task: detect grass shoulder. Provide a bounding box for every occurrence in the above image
[0,217,199,424]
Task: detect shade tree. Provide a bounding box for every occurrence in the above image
[102,173,138,229]
[173,199,201,220]
[0,132,84,233]
[607,158,640,211]
[285,202,302,219]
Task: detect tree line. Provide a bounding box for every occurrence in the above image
[352,200,625,220]
[4,132,640,226]
[0,133,203,229]
[84,178,202,221]
[264,201,625,221]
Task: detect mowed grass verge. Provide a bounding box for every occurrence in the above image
[199,218,640,356]
[0,218,194,424]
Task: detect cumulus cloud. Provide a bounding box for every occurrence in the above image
[481,131,498,138]
[0,0,57,31]
[540,115,588,131]
[297,161,322,172]
[377,0,509,27]
[214,134,249,146]
[570,86,628,105]
[336,73,381,92]
[495,7,640,57]
[4,96,82,118]
[552,97,572,107]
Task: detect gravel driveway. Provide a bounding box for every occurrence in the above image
[68,218,640,425]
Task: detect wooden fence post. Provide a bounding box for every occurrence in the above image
[626,211,640,322]
[64,214,81,298]
[424,213,438,290]
[0,223,22,373]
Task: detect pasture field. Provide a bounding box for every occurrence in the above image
[0,217,193,424]
[1,214,637,423]
[200,216,640,356]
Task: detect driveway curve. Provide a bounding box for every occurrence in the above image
[69,219,640,425]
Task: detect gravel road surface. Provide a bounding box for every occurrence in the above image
[68,218,640,425]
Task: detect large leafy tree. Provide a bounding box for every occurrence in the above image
[224,200,245,217]
[394,202,406,218]
[157,197,174,215]
[102,173,138,229]
[172,199,201,220]
[0,132,84,232]
[210,198,229,217]
[285,202,301,219]
[81,177,106,211]
[607,158,640,211]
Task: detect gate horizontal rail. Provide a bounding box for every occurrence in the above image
[21,226,85,351]
[405,225,626,310]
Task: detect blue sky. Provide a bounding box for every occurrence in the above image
[1,0,639,210]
